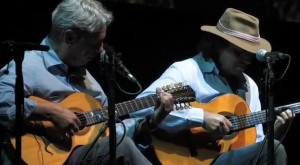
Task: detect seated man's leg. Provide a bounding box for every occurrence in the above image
[213,139,287,165]
[67,136,152,165]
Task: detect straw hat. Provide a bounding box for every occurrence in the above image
[201,8,271,53]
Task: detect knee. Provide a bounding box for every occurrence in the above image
[274,140,287,157]
[117,136,136,149]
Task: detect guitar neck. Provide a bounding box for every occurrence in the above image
[79,84,195,127]
[115,94,158,117]
[230,102,300,132]
[80,94,158,126]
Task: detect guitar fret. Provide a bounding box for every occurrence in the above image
[229,116,238,131]
[236,115,248,130]
[142,95,156,108]
[90,110,97,124]
[88,110,94,125]
[77,113,86,125]
[133,99,139,112]
[231,102,300,132]
[73,86,195,127]
[115,104,122,116]
[126,101,134,114]
[82,108,106,126]
[230,111,265,131]
[116,95,158,117]
[83,112,92,126]
[117,101,138,116]
[92,109,100,124]
[250,113,262,128]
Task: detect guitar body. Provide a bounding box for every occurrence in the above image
[153,94,257,165]
[11,93,105,165]
[9,84,196,165]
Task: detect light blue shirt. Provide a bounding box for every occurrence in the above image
[130,53,264,142]
[0,37,141,137]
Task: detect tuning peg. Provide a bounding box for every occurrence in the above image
[162,83,173,91]
[174,82,183,88]
[184,102,192,109]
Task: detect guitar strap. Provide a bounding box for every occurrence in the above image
[184,129,198,157]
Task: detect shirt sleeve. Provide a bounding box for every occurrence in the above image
[0,57,37,131]
[130,60,205,133]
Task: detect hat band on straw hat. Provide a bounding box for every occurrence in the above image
[217,20,261,44]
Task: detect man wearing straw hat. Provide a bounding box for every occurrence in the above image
[131,8,293,164]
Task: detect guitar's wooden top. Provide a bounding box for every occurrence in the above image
[152,94,300,165]
[10,84,196,165]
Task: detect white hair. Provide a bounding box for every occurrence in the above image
[52,0,113,33]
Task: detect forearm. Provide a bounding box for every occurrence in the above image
[136,105,170,136]
[0,89,37,127]
[31,102,67,121]
[30,103,53,120]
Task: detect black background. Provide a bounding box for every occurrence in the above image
[1,0,300,164]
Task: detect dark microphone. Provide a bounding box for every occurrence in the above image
[99,47,138,84]
[0,41,50,52]
[256,49,289,62]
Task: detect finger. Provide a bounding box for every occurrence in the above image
[72,125,79,132]
[164,102,174,112]
[222,121,231,134]
[156,87,163,95]
[64,126,74,136]
[276,116,285,125]
[75,117,81,129]
[218,124,225,138]
[69,129,75,136]
[68,121,79,133]
[224,117,232,128]
[285,109,294,118]
[73,112,82,126]
[279,111,288,121]
[165,94,174,107]
[73,121,80,132]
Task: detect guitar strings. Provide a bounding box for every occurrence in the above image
[228,103,300,132]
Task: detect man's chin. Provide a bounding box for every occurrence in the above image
[72,61,88,67]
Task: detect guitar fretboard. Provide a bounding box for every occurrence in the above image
[229,102,300,132]
[77,94,158,126]
[115,94,158,117]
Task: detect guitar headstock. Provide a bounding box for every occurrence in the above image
[162,82,196,110]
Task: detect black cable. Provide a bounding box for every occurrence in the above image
[253,133,268,164]
[253,113,294,164]
[79,118,127,164]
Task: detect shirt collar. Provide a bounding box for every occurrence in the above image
[40,36,68,72]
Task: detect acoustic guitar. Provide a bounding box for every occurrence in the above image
[10,83,196,165]
[152,93,299,165]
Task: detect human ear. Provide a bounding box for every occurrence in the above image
[64,29,77,46]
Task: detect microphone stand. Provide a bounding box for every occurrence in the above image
[13,49,25,165]
[2,48,26,165]
[80,48,117,164]
[104,52,117,165]
[0,41,49,165]
[265,57,275,165]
